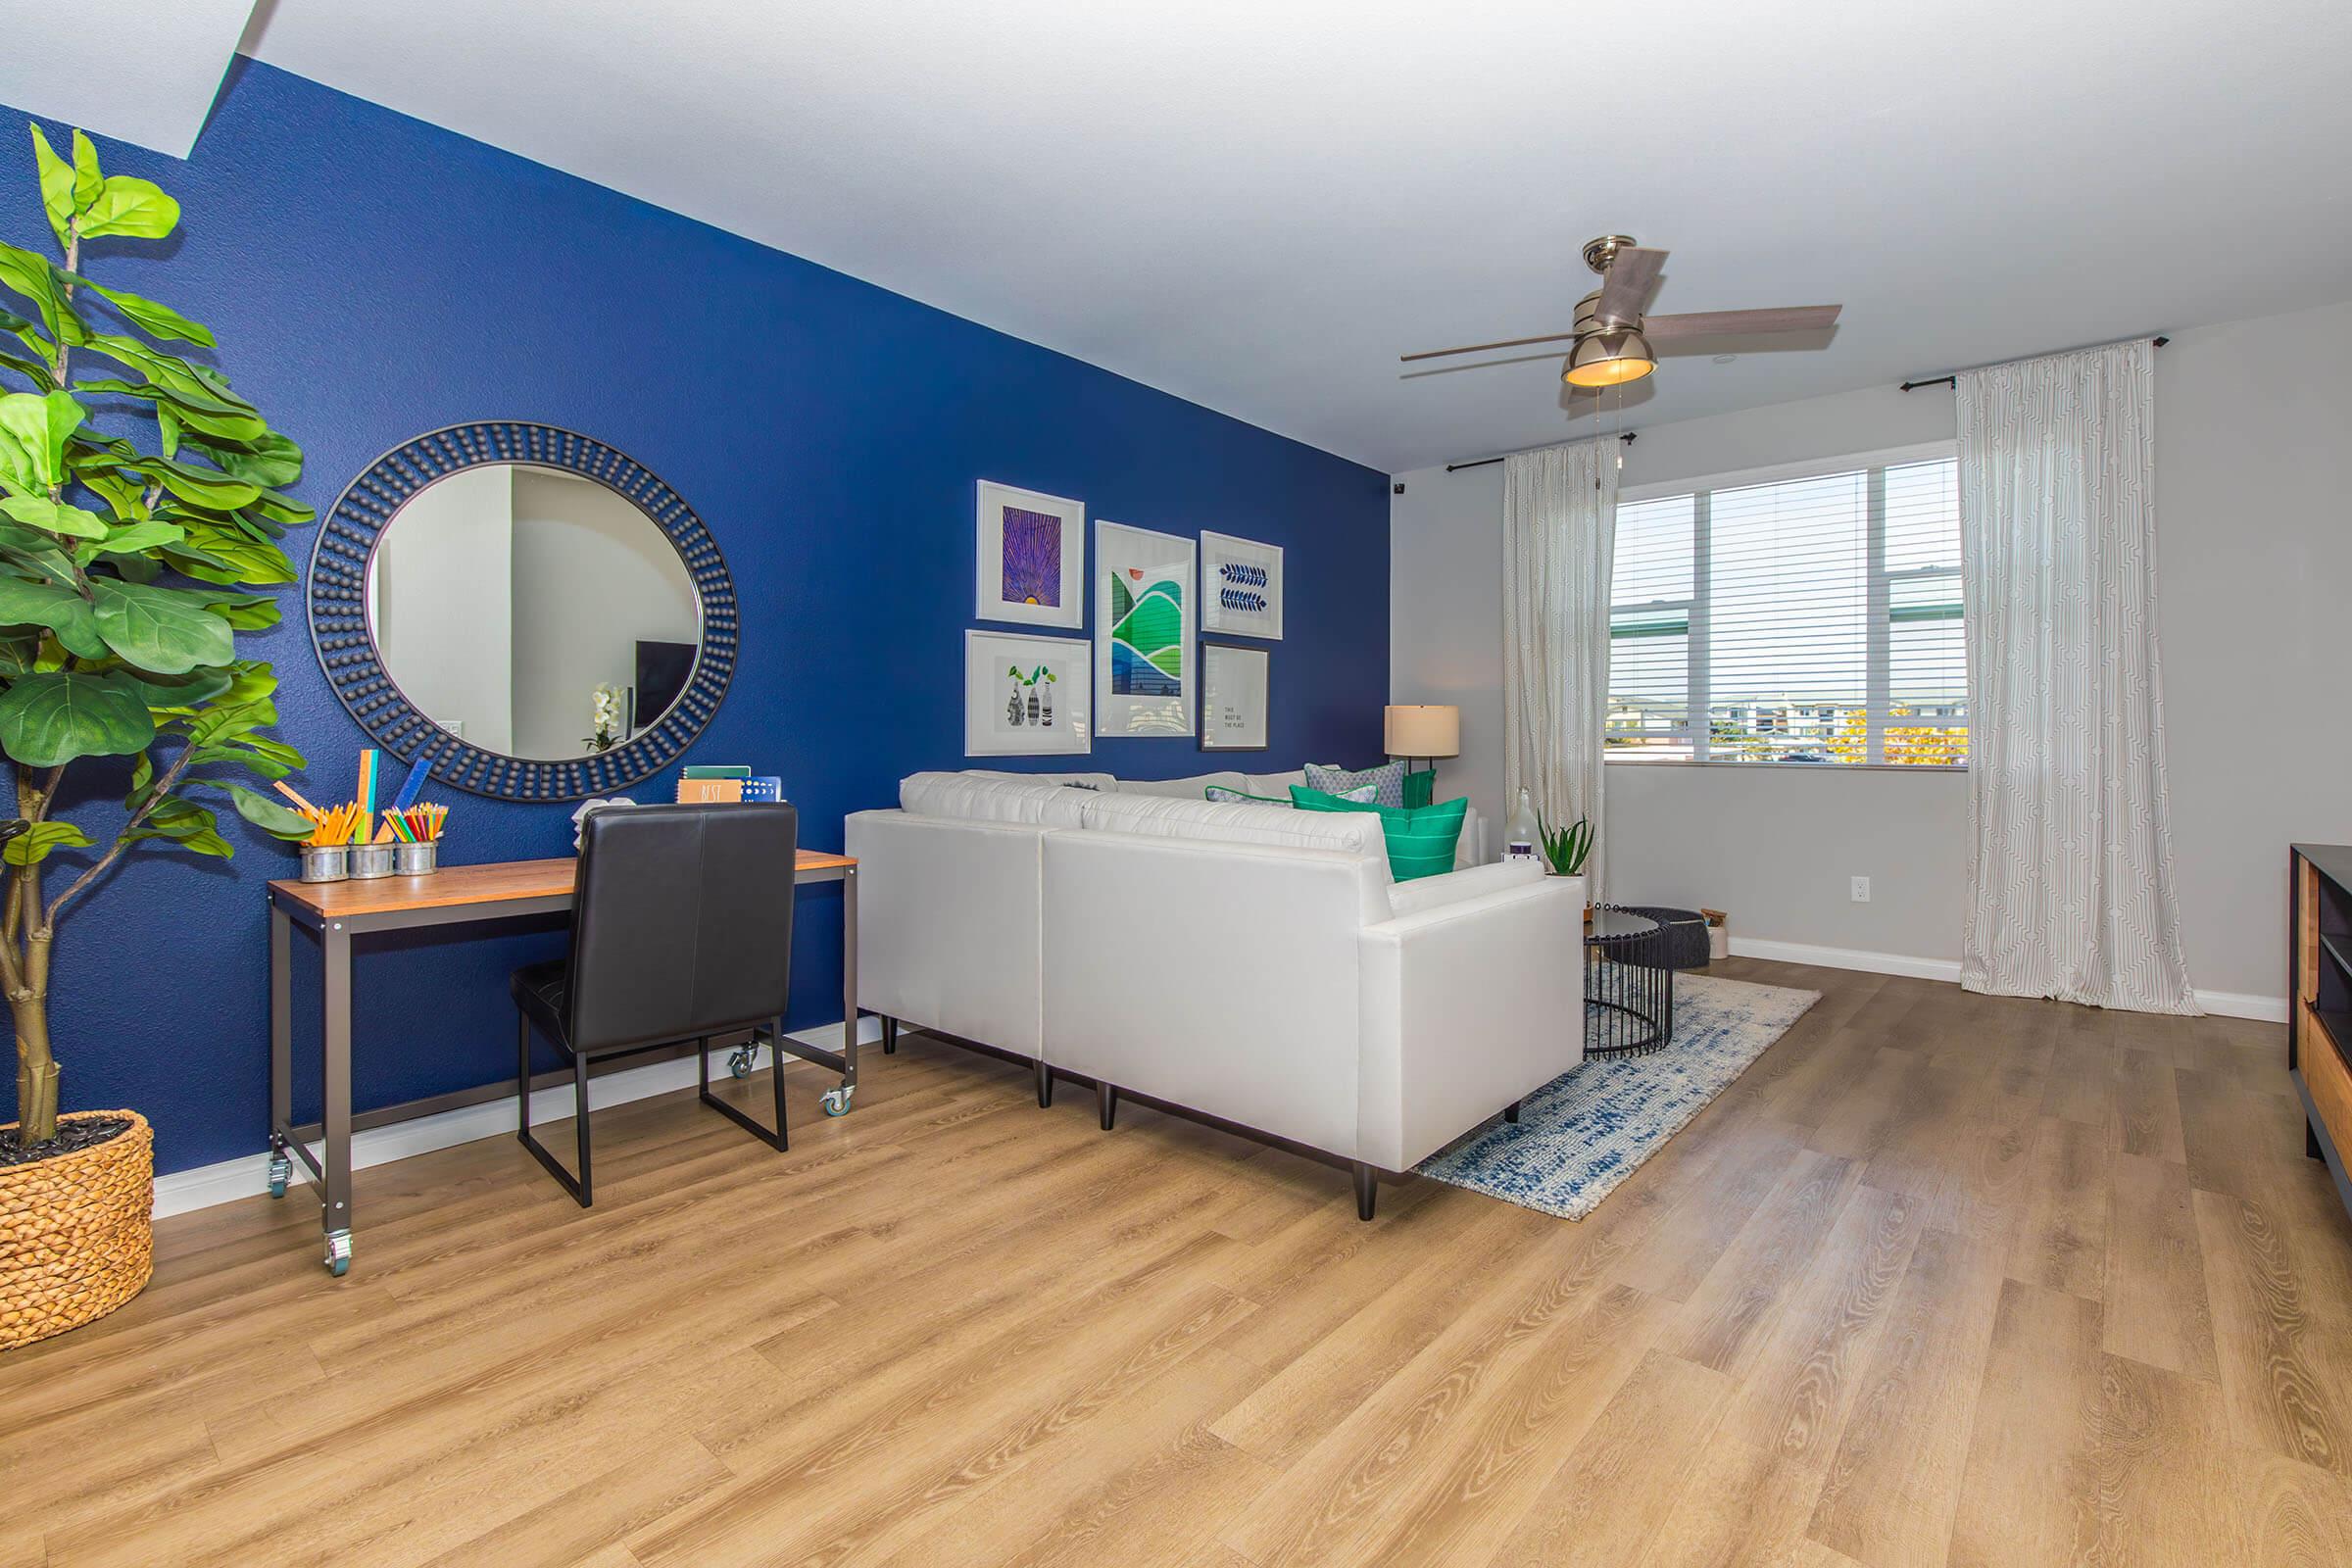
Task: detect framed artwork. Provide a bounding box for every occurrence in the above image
[1200,530,1284,639]
[974,480,1085,628]
[1093,520,1196,737]
[1200,643,1270,752]
[964,629,1091,756]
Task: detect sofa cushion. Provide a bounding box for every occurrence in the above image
[963,768,1118,793]
[1306,760,1408,808]
[1114,771,1249,799]
[1292,786,1470,882]
[1242,768,1306,797]
[1079,790,1388,864]
[1204,781,1375,808]
[901,771,1090,827]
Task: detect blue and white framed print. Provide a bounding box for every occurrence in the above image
[1200,530,1283,639]
[1093,520,1196,737]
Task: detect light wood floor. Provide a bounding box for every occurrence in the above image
[9,958,2352,1566]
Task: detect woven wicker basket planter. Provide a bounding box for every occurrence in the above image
[0,1109,153,1351]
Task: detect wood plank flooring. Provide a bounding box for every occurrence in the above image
[8,958,2352,1566]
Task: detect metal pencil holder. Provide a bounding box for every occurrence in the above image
[392,840,437,876]
[350,843,396,879]
[299,844,350,883]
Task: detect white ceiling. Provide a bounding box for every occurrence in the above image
[0,0,257,158]
[239,0,2352,472]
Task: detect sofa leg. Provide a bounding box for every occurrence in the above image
[881,1016,898,1055]
[1352,1161,1377,1221]
[1099,1081,1118,1131]
[1503,1101,1520,1124]
[1035,1059,1053,1108]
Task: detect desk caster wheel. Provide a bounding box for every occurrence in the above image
[819,1086,853,1117]
[728,1044,758,1080]
[323,1231,353,1278]
[268,1152,291,1200]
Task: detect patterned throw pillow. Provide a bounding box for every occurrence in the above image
[1290,786,1469,881]
[1304,760,1407,808]
[1206,783,1375,807]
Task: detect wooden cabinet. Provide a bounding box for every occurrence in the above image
[2290,844,2352,1220]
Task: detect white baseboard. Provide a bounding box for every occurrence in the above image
[1727,936,1962,983]
[1725,937,2287,1024]
[152,1016,883,1222]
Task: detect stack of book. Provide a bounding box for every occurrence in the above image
[676,765,785,805]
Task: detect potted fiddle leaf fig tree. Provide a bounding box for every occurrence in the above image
[0,126,314,1349]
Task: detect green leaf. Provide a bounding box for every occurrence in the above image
[132,456,259,512]
[127,796,232,857]
[0,668,155,765]
[201,430,302,489]
[162,520,293,584]
[154,400,179,458]
[78,175,178,241]
[0,387,82,493]
[0,576,102,658]
[221,780,312,840]
[0,493,108,539]
[70,131,102,211]
[1,819,92,866]
[88,577,234,672]
[0,348,55,392]
[121,665,234,711]
[0,243,72,340]
[195,589,277,630]
[78,518,182,557]
[0,520,81,583]
[28,125,74,251]
[66,276,215,347]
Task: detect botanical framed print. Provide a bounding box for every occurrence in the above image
[1200,530,1283,639]
[1093,520,1196,737]
[974,480,1085,628]
[964,629,1091,756]
[1199,643,1269,752]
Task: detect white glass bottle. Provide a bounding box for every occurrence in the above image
[1503,787,1541,863]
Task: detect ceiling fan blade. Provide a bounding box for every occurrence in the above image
[1643,305,1842,339]
[1594,246,1667,323]
[1399,330,1579,363]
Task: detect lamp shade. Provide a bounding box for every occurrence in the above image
[1384,704,1460,758]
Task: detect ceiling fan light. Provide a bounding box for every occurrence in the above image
[1563,328,1656,388]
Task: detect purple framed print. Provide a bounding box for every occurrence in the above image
[975,479,1085,628]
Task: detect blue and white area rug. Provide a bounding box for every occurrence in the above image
[1417,973,1820,1219]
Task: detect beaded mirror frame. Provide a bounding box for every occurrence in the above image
[307,421,738,801]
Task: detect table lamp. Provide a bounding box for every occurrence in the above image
[1384,705,1460,777]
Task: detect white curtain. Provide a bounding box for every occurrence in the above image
[1502,439,1617,898]
[1956,340,2198,1013]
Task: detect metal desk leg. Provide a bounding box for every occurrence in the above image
[268,902,292,1200]
[320,920,354,1276]
[841,865,858,1097]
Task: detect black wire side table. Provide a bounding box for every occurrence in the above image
[1585,906,1675,1056]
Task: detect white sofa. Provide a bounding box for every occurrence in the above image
[846,770,1582,1216]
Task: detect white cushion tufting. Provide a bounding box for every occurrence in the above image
[900,770,1091,827]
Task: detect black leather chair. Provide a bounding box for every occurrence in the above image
[512,801,799,1205]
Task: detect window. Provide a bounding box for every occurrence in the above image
[1606,446,1967,766]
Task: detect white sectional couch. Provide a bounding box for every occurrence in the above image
[846,770,1582,1217]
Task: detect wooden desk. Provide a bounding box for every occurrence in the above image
[266,850,858,1275]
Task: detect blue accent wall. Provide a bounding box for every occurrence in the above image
[0,61,1389,1175]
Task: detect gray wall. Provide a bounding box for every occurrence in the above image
[1391,296,2352,1006]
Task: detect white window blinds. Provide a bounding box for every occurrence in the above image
[1606,450,1967,765]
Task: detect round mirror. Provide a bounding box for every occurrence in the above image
[310,423,738,801]
[368,465,701,760]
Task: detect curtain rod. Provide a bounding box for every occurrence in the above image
[1899,334,2169,393]
[1446,432,1637,473]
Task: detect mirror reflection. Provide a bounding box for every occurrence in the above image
[366,465,702,761]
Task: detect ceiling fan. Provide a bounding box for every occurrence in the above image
[1401,235,1841,389]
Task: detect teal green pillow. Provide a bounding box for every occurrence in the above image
[1290,786,1468,881]
[1402,769,1435,808]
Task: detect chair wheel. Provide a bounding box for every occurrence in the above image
[268,1152,290,1200]
[819,1087,852,1116]
[323,1232,353,1277]
[728,1046,757,1080]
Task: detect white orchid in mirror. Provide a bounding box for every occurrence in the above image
[584,683,625,753]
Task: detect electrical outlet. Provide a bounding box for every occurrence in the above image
[1850,876,1871,904]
